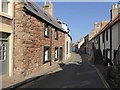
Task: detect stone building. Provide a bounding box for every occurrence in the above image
[0,0,72,79]
[77,38,84,49]
[13,0,66,77]
[89,21,108,41]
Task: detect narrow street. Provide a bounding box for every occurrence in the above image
[16,53,107,89]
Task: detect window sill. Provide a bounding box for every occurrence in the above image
[44,35,49,38]
[43,60,50,64]
[55,58,58,61]
[55,38,58,40]
[0,12,13,19]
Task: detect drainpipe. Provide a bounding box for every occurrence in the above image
[11,0,15,76]
[50,26,52,66]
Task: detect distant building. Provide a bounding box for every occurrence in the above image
[84,34,89,54]
[89,2,120,65]
[77,38,84,49]
[57,18,72,61]
[89,21,108,41]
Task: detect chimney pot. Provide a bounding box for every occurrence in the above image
[44,0,47,6]
[115,3,118,8]
[112,4,115,8]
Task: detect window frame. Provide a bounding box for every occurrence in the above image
[1,0,9,14]
[44,23,50,38]
[43,46,51,64]
[54,47,58,61]
[55,28,58,40]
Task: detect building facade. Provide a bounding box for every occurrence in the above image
[57,18,72,61]
[89,21,108,41]
[89,3,120,65]
[0,0,14,76]
[13,0,66,77]
[0,0,73,78]
[84,34,89,54]
[77,38,84,49]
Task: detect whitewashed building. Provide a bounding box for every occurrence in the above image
[57,19,72,61]
[77,38,84,49]
[90,3,120,65]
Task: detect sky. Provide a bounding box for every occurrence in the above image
[37,2,116,43]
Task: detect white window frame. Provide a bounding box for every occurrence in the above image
[0,0,10,14]
[0,42,7,62]
[44,24,50,38]
[43,46,50,63]
[55,47,58,61]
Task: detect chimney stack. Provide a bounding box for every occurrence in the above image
[43,0,54,17]
[111,3,120,20]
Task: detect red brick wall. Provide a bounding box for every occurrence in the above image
[14,2,65,77]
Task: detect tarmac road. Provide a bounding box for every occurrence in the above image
[16,53,107,89]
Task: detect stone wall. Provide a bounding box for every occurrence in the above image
[14,2,65,77]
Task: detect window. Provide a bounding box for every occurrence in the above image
[106,31,108,41]
[55,29,58,40]
[55,47,58,61]
[2,0,9,13]
[102,33,105,43]
[43,46,50,63]
[44,24,50,38]
[0,42,7,61]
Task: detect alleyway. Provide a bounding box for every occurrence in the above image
[16,53,107,89]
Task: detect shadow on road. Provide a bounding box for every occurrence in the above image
[4,52,106,89]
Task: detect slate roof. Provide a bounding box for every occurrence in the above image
[23,0,65,32]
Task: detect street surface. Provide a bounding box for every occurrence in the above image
[17,53,107,89]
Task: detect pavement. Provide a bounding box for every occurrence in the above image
[6,52,110,89]
[85,52,120,89]
[2,53,73,90]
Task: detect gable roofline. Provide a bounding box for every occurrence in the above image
[23,0,65,33]
[90,14,120,41]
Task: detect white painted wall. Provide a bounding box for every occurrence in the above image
[78,38,84,49]
[95,20,119,65]
[104,29,110,59]
[62,23,68,32]
[61,23,72,60]
[112,22,119,60]
[64,33,71,60]
[100,34,104,56]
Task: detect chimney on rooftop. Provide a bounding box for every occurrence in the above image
[43,0,54,17]
[111,2,120,20]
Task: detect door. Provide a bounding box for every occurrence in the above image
[60,47,63,61]
[0,40,8,75]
